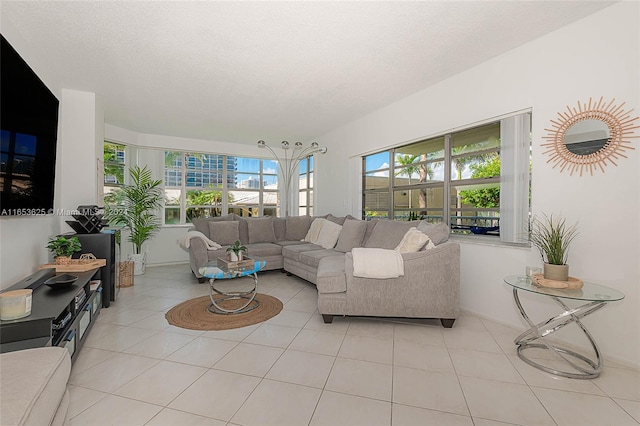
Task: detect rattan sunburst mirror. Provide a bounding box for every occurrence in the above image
[542,97,639,176]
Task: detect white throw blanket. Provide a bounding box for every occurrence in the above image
[351,247,404,279]
[179,231,223,251]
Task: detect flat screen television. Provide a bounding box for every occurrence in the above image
[1,34,59,216]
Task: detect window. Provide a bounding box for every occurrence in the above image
[298,156,314,216]
[363,113,531,243]
[164,151,279,224]
[103,142,126,206]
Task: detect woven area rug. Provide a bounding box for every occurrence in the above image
[165,294,283,331]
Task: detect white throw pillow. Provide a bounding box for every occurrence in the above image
[315,220,343,249]
[395,227,430,253]
[303,218,326,243]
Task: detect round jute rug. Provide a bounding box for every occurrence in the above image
[165,294,283,331]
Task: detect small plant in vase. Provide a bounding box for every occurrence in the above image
[46,236,82,265]
[528,213,579,281]
[226,240,247,262]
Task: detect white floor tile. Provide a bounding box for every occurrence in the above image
[326,357,393,401]
[69,394,162,425]
[213,342,283,377]
[231,379,321,426]
[311,391,391,426]
[146,408,226,425]
[442,328,503,353]
[114,360,206,406]
[458,376,555,425]
[200,323,259,341]
[243,323,301,348]
[392,366,468,416]
[449,349,524,384]
[304,312,351,334]
[594,365,640,401]
[533,386,638,426]
[338,333,393,364]
[84,326,159,352]
[122,331,196,359]
[391,403,473,426]
[393,323,445,347]
[615,398,640,424]
[393,339,454,373]
[69,347,118,376]
[168,369,260,421]
[266,349,335,388]
[69,353,160,393]
[288,328,345,356]
[166,336,238,367]
[265,309,314,328]
[66,385,108,419]
[347,319,395,339]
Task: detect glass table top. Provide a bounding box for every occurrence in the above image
[199,260,266,280]
[504,275,625,302]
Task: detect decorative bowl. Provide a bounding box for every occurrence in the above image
[44,274,78,289]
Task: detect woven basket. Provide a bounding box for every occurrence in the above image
[55,256,72,265]
[118,261,134,287]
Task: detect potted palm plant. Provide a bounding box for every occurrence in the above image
[226,240,247,262]
[105,165,163,275]
[528,213,579,281]
[46,236,82,265]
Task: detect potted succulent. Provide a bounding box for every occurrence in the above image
[46,236,82,265]
[104,165,163,275]
[226,240,247,262]
[528,213,579,281]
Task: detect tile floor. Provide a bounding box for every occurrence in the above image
[68,265,640,426]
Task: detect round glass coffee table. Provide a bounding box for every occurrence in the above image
[199,259,266,314]
[504,275,624,379]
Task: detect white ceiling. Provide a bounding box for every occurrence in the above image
[2,1,614,146]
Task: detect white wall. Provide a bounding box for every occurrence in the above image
[0,17,104,289]
[313,2,640,368]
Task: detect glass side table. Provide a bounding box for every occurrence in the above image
[199,259,266,315]
[503,275,624,379]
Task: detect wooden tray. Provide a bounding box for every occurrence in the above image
[38,259,106,272]
[532,273,583,289]
[217,256,254,271]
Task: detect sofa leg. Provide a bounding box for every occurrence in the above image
[280,269,286,273]
[322,314,334,324]
[285,271,293,276]
[440,318,455,328]
[197,277,206,284]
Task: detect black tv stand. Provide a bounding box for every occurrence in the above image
[0,268,103,361]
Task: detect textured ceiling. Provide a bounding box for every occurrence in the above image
[1,1,614,145]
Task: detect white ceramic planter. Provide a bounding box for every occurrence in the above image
[129,253,146,275]
[543,263,569,281]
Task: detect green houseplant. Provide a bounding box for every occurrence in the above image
[528,213,579,281]
[46,236,82,265]
[105,165,163,275]
[226,240,247,262]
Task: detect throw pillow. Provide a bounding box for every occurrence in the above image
[304,218,327,243]
[334,219,367,253]
[208,221,240,245]
[416,221,450,245]
[247,217,277,244]
[363,220,417,249]
[395,227,430,253]
[192,214,232,239]
[285,216,314,241]
[315,220,343,249]
[326,214,347,225]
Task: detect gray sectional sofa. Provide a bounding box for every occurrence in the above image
[188,214,460,327]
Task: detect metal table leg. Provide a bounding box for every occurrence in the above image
[512,288,605,379]
[208,272,260,314]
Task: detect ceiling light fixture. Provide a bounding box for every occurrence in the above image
[257,140,327,217]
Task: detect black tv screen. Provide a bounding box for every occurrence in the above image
[1,34,59,216]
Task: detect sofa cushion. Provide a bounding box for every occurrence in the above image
[363,220,417,249]
[245,242,283,258]
[362,219,379,246]
[0,347,71,426]
[273,217,286,241]
[234,215,250,244]
[304,218,327,243]
[326,214,347,225]
[417,221,450,245]
[192,214,232,239]
[395,227,430,253]
[248,217,277,243]
[299,249,343,268]
[282,243,323,262]
[208,221,240,245]
[334,219,367,253]
[285,216,314,241]
[316,220,342,249]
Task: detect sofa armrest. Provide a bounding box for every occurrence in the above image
[189,237,209,278]
[344,242,460,318]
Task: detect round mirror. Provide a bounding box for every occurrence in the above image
[542,97,638,176]
[564,119,610,155]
